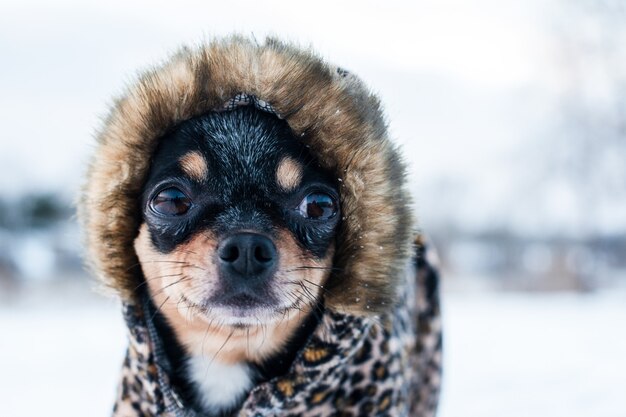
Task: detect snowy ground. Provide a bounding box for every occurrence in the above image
[1,287,625,417]
[438,290,626,417]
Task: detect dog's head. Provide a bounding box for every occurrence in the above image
[134,106,340,328]
[82,39,414,328]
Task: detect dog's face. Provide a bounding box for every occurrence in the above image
[134,107,340,337]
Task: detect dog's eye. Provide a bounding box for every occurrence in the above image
[297,192,337,220]
[150,187,192,216]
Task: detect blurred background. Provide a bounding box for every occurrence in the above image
[1,0,624,416]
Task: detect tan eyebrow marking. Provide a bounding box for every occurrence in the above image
[276,157,303,192]
[179,151,208,181]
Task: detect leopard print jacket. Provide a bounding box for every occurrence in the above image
[112,239,442,417]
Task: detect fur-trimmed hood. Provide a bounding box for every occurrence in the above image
[80,36,412,315]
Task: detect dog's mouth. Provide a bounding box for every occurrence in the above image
[211,289,277,315]
[179,291,304,327]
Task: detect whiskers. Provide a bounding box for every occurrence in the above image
[282,279,325,324]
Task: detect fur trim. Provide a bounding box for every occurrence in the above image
[79,36,413,315]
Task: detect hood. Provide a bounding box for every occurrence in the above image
[79,36,413,315]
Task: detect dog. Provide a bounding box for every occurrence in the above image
[133,105,341,415]
[81,37,442,417]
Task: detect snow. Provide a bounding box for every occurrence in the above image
[0,296,126,417]
[1,289,624,416]
[438,291,626,417]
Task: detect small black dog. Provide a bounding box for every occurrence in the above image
[135,106,339,415]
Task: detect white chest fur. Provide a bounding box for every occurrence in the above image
[187,356,253,413]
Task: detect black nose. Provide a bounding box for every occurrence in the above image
[217,233,277,278]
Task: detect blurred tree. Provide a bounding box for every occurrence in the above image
[547,0,626,236]
[0,199,7,229]
[21,193,72,229]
